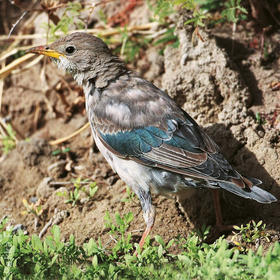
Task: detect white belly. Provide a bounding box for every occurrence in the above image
[92,128,152,194]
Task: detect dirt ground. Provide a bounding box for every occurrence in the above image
[0,1,279,251]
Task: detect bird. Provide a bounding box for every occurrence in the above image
[27,32,277,249]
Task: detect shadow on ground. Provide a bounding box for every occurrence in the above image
[179,123,280,236]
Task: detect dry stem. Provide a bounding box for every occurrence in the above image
[49,122,90,146]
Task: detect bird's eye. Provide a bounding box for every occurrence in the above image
[65,46,75,54]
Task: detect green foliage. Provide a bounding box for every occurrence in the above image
[233,220,270,252]
[154,26,179,53]
[170,0,208,27]
[104,211,134,256]
[255,112,266,125]
[148,0,175,24]
[221,0,248,23]
[98,9,108,25]
[46,2,85,41]
[148,1,179,54]
[0,217,280,279]
[194,0,223,12]
[87,182,99,198]
[51,147,71,156]
[114,28,151,63]
[153,0,247,28]
[1,124,16,154]
[121,186,136,203]
[21,198,43,218]
[56,177,98,206]
[12,50,26,59]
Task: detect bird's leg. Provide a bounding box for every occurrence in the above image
[212,189,223,226]
[211,189,233,232]
[133,188,155,252]
[138,206,155,249]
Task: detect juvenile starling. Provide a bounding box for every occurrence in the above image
[28,32,277,249]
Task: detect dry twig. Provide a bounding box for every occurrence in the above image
[0,23,157,41]
[8,11,29,38]
[0,60,5,113]
[0,53,35,79]
[49,122,90,146]
[0,118,18,143]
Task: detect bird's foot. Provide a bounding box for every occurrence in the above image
[134,225,152,256]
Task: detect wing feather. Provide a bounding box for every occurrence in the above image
[92,75,251,190]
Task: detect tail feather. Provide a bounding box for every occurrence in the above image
[217,181,277,204]
[246,176,262,186]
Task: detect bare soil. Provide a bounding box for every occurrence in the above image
[0,1,279,251]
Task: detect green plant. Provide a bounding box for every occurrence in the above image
[51,147,71,156]
[0,220,280,279]
[0,217,8,231]
[87,182,99,198]
[59,184,79,206]
[114,28,150,62]
[195,0,223,12]
[148,0,175,24]
[256,112,266,125]
[154,26,179,53]
[46,2,85,41]
[121,186,136,203]
[56,178,82,206]
[171,0,208,27]
[221,0,247,24]
[1,124,16,154]
[195,224,211,241]
[98,9,108,25]
[75,178,99,200]
[21,198,43,218]
[104,211,134,256]
[232,220,270,252]
[148,1,179,53]
[56,178,98,206]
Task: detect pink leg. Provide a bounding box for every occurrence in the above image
[135,205,155,255]
[138,224,153,249]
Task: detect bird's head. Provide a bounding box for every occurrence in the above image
[27,32,117,85]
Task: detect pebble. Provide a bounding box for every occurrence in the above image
[36,177,53,199]
[12,224,26,234]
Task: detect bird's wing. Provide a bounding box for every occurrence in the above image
[96,115,242,183]
[92,76,246,186]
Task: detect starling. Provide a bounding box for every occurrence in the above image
[27,32,277,249]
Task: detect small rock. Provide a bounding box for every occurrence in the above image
[47,160,67,178]
[17,138,50,166]
[52,209,69,225]
[29,197,38,203]
[53,187,68,197]
[257,130,265,138]
[12,224,26,234]
[74,165,85,171]
[36,177,53,199]
[80,198,88,204]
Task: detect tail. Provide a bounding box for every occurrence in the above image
[214,177,277,204]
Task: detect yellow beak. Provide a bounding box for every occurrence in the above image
[26,46,64,59]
